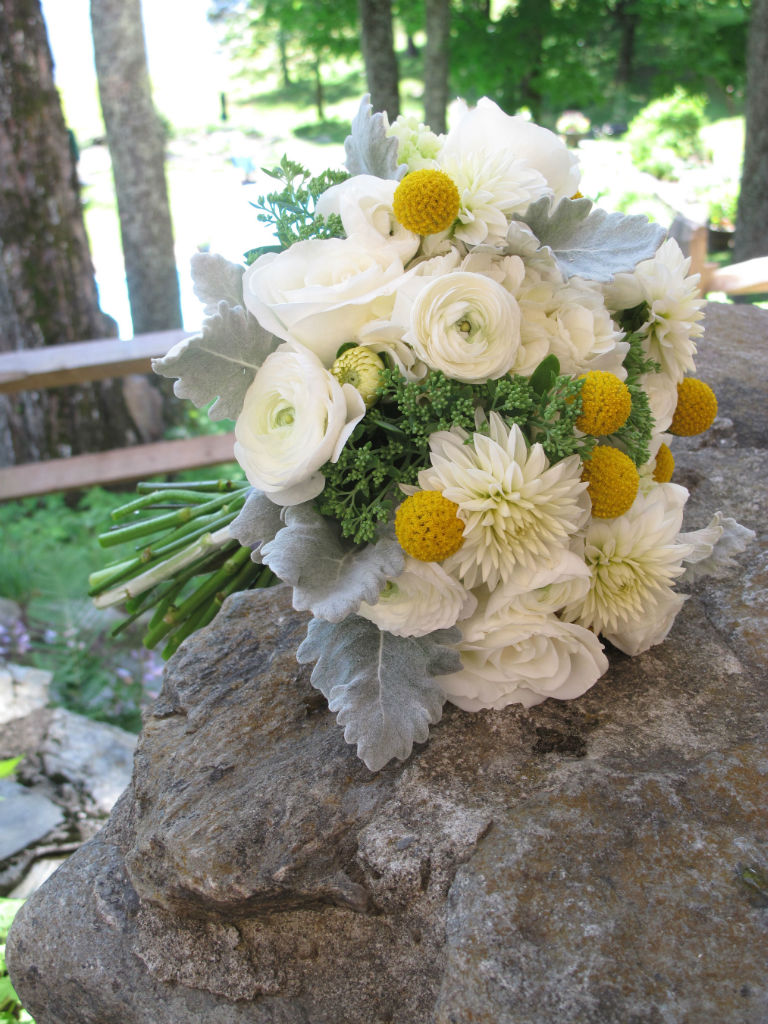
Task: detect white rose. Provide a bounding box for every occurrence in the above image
[314,175,420,263]
[439,594,608,711]
[357,557,477,637]
[233,344,365,506]
[403,270,522,382]
[242,235,412,366]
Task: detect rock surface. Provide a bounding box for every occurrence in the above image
[7,302,768,1024]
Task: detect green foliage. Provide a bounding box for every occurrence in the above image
[612,384,654,467]
[316,364,592,545]
[0,490,165,731]
[0,758,21,781]
[1,898,35,1023]
[626,88,708,179]
[248,156,349,252]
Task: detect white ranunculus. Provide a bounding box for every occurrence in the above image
[402,270,522,382]
[436,98,581,246]
[512,266,627,378]
[233,344,365,506]
[484,550,593,616]
[357,557,477,637]
[438,593,608,711]
[242,235,412,366]
[314,175,420,263]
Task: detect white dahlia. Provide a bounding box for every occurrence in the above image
[603,238,705,383]
[562,483,695,655]
[416,413,589,589]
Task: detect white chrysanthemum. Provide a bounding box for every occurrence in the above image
[679,513,755,583]
[356,557,477,638]
[603,238,705,383]
[513,266,628,378]
[438,591,608,711]
[439,148,552,247]
[562,483,695,654]
[416,413,590,589]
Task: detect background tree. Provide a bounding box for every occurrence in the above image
[359,0,400,119]
[0,0,156,467]
[210,0,359,121]
[735,0,768,261]
[424,0,451,131]
[90,0,182,335]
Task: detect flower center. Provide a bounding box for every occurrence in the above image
[273,404,295,428]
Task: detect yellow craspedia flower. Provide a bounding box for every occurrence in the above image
[392,169,460,236]
[395,490,465,562]
[669,377,718,436]
[652,442,675,483]
[331,346,385,408]
[582,445,639,519]
[571,190,584,199]
[576,371,632,436]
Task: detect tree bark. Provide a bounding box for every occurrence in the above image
[90,0,182,335]
[0,0,154,468]
[735,0,768,263]
[358,0,400,121]
[424,0,451,133]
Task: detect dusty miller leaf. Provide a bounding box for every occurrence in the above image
[229,490,284,563]
[260,504,404,622]
[152,301,278,421]
[514,197,666,282]
[297,617,460,771]
[190,252,246,316]
[344,94,407,181]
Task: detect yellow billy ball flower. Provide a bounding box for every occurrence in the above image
[395,490,465,562]
[576,371,632,436]
[669,377,718,436]
[331,346,385,408]
[582,445,639,519]
[392,169,461,236]
[652,442,675,483]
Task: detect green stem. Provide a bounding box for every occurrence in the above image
[98,492,235,549]
[136,478,247,494]
[110,489,218,521]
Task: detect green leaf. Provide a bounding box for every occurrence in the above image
[0,900,25,941]
[515,197,666,282]
[152,302,278,421]
[297,617,460,771]
[344,95,406,181]
[529,354,560,396]
[261,504,404,622]
[0,758,21,781]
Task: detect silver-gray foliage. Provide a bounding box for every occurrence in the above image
[344,94,407,181]
[189,252,246,317]
[260,504,404,622]
[297,616,460,771]
[228,490,285,562]
[152,301,278,421]
[515,197,666,282]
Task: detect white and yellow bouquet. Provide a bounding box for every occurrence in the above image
[91,97,753,771]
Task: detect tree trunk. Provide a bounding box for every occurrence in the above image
[734,0,768,263]
[424,0,451,133]
[90,0,182,335]
[0,0,155,468]
[278,28,292,87]
[314,58,325,121]
[613,0,637,88]
[358,0,400,121]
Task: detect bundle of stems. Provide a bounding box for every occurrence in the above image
[88,479,274,659]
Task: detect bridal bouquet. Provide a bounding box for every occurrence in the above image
[91,97,753,771]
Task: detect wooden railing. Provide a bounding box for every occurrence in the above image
[0,330,236,501]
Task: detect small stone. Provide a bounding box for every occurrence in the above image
[0,780,64,861]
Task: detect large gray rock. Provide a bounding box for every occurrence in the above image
[7,302,768,1024]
